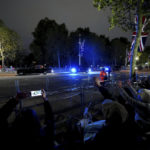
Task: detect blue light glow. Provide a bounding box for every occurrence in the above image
[71,68,77,73]
[104,67,109,72]
[88,68,92,73]
[69,73,78,76]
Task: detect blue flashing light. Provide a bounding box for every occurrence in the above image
[104,67,109,72]
[88,68,92,73]
[71,68,77,73]
[51,69,54,73]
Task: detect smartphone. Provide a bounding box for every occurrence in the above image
[30,90,42,97]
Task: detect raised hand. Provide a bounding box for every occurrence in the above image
[41,89,48,101]
[93,77,101,87]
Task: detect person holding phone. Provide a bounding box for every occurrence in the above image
[0,89,54,150]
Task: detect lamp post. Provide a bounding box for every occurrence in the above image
[78,33,85,67]
[135,56,139,61]
[79,34,81,66]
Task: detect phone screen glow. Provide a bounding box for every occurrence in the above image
[31,90,42,97]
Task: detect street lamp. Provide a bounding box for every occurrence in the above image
[135,56,139,61]
[78,33,85,67]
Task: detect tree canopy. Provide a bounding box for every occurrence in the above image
[30,18,130,68]
[68,27,112,67]
[110,37,130,66]
[93,0,150,31]
[93,0,150,79]
[0,19,22,68]
[30,17,68,67]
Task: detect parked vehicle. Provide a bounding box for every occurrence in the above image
[17,65,53,75]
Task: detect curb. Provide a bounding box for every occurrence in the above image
[0,73,17,76]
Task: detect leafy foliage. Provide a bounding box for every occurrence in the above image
[110,37,130,65]
[30,18,130,67]
[30,17,68,66]
[138,46,150,65]
[93,0,150,31]
[93,0,150,78]
[0,20,22,66]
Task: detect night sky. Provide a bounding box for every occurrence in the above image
[0,0,149,49]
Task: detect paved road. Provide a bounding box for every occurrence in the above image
[1,71,148,132]
[0,72,103,127]
[0,72,98,100]
[1,70,149,100]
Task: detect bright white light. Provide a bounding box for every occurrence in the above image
[69,73,78,76]
[51,69,54,73]
[136,57,139,60]
[135,66,138,70]
[105,67,109,71]
[88,68,92,73]
[71,68,77,73]
[145,62,148,65]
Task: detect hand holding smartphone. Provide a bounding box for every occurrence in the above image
[30,90,42,97]
[41,89,48,101]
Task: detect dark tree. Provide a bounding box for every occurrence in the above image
[30,17,68,67]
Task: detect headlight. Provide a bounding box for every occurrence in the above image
[88,68,92,73]
[135,67,138,70]
[105,67,109,72]
[71,68,77,73]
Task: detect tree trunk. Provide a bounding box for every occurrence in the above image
[92,53,95,66]
[130,3,143,80]
[0,49,5,70]
[57,50,61,68]
[69,55,71,68]
[125,49,128,67]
